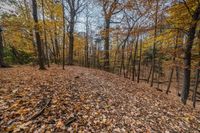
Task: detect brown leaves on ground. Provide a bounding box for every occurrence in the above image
[0,66,200,132]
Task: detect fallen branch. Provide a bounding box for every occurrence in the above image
[28,98,51,121]
[65,115,77,127]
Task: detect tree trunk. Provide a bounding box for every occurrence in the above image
[176,66,180,96]
[137,39,142,83]
[166,31,179,94]
[32,0,46,70]
[151,0,158,87]
[62,0,66,70]
[0,28,6,67]
[104,20,110,71]
[120,44,125,76]
[132,35,139,81]
[54,20,60,64]
[181,4,200,104]
[192,30,200,108]
[181,23,198,104]
[41,0,50,67]
[166,69,174,94]
[193,66,199,108]
[68,19,75,65]
[85,5,89,67]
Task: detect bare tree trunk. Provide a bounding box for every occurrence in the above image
[176,66,180,96]
[151,0,159,87]
[181,4,200,104]
[68,19,74,65]
[166,31,179,94]
[147,63,153,83]
[62,0,66,70]
[137,39,142,83]
[50,32,56,63]
[54,21,60,64]
[41,0,50,67]
[193,66,200,108]
[192,30,200,108]
[120,44,125,77]
[84,4,89,67]
[132,35,139,81]
[0,27,6,67]
[166,69,174,94]
[104,20,110,71]
[32,0,46,70]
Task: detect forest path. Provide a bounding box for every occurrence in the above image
[0,66,200,132]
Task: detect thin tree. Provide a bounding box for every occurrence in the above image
[166,31,179,94]
[0,26,6,67]
[137,39,142,83]
[64,0,85,65]
[62,0,66,70]
[41,0,50,67]
[84,3,89,67]
[192,30,200,108]
[99,0,122,71]
[132,34,139,81]
[32,0,46,70]
[150,0,159,87]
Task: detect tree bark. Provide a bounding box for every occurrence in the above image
[62,0,66,70]
[104,20,110,71]
[68,17,75,65]
[32,0,46,70]
[166,31,179,94]
[181,3,200,104]
[41,0,50,67]
[137,39,142,83]
[132,35,139,81]
[192,30,200,108]
[151,0,159,87]
[0,27,6,67]
[84,4,89,67]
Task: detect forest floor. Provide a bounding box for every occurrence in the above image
[0,66,200,133]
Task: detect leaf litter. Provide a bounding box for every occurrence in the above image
[0,66,200,132]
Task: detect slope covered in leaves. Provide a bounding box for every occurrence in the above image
[0,66,200,132]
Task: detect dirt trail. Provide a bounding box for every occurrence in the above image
[0,66,199,132]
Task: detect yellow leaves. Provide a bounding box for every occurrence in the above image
[166,0,199,30]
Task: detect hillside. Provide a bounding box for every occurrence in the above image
[0,66,200,132]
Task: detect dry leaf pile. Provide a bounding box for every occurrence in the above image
[0,66,200,132]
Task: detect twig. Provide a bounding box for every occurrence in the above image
[28,98,51,121]
[65,116,77,127]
